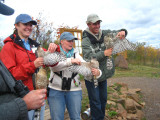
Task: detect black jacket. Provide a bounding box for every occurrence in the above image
[0,60,28,120]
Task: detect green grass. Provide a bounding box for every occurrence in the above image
[141,118,147,120]
[107,87,115,94]
[113,64,160,78]
[81,94,89,112]
[108,111,118,117]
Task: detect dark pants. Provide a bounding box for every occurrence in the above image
[85,80,107,120]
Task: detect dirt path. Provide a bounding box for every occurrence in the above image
[108,77,160,120]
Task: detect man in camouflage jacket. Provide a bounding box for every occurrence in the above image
[82,13,127,120]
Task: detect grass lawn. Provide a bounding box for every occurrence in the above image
[114,64,160,78]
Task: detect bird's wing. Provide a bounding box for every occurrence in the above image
[43,52,65,65]
[68,63,92,77]
[112,38,136,55]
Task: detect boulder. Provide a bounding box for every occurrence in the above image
[115,55,128,69]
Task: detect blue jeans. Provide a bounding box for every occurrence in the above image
[28,102,45,120]
[85,80,107,120]
[48,89,82,120]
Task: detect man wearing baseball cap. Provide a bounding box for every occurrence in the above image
[86,14,102,24]
[82,13,128,120]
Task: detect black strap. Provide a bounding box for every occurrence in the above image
[52,53,77,82]
[74,53,76,58]
[54,70,77,83]
[72,53,78,78]
[54,71,63,79]
[71,73,78,79]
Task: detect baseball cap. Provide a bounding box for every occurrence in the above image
[60,32,78,41]
[86,14,102,24]
[0,1,14,15]
[15,14,37,25]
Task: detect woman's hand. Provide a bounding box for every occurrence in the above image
[48,43,57,53]
[91,68,100,76]
[34,57,44,68]
[71,58,81,65]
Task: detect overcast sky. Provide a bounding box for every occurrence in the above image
[1,0,160,48]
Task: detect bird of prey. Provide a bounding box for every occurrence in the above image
[34,47,50,89]
[104,32,136,70]
[104,33,136,55]
[68,58,99,87]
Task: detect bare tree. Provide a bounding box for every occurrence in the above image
[31,13,57,49]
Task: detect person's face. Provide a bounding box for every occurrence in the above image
[87,21,101,34]
[61,39,74,52]
[15,22,33,39]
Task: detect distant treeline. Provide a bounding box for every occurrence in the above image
[125,42,160,67]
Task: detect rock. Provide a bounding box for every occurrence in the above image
[127,92,140,103]
[107,100,117,106]
[117,98,125,105]
[125,98,136,113]
[104,83,145,120]
[117,116,123,120]
[136,110,144,119]
[134,101,143,110]
[129,88,141,93]
[110,106,117,111]
[126,114,138,120]
[119,94,127,99]
[117,82,129,91]
[139,102,145,107]
[115,55,128,69]
[117,103,127,118]
[112,92,120,99]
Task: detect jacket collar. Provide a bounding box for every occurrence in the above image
[5,34,40,49]
[84,28,103,40]
[83,29,104,44]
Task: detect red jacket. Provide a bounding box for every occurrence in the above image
[0,34,40,90]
